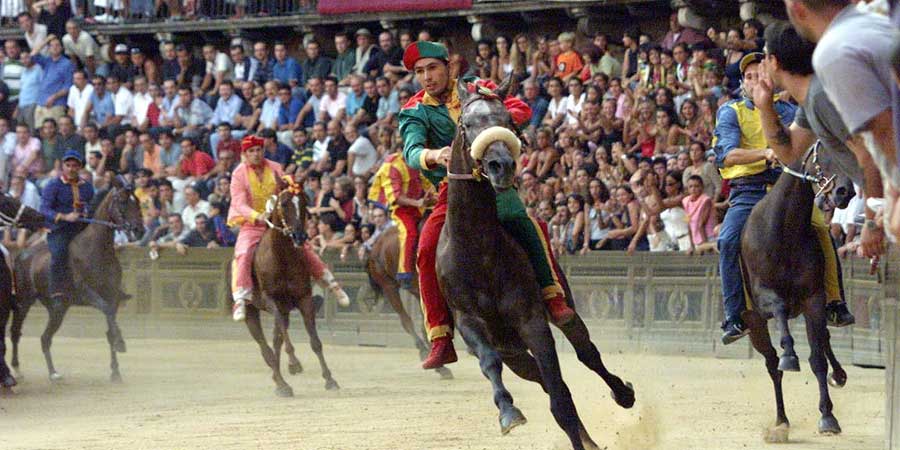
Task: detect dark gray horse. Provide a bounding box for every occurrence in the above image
[0,194,45,388]
[437,76,634,450]
[12,179,143,383]
[740,147,847,439]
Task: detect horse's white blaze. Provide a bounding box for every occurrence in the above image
[292,196,300,221]
[469,126,521,161]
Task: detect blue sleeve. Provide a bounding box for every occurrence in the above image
[82,184,94,215]
[290,98,303,119]
[776,101,797,128]
[293,59,302,83]
[40,180,59,222]
[32,54,48,69]
[713,105,740,169]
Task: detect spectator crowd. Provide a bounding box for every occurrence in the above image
[0,0,884,260]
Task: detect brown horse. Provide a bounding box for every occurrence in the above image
[246,182,339,397]
[364,226,453,380]
[0,194,46,388]
[741,146,846,440]
[12,178,143,383]
[436,76,634,450]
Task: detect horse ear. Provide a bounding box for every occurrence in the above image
[456,77,470,105]
[493,73,519,100]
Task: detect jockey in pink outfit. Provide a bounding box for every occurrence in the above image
[228,135,350,322]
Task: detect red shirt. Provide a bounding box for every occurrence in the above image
[216,138,242,160]
[180,151,215,177]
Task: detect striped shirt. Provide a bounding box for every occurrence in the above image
[1,59,23,102]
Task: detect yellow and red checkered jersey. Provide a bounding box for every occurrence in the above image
[368,153,434,210]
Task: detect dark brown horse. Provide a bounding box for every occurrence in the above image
[12,178,143,383]
[247,181,338,397]
[437,76,634,450]
[741,146,846,440]
[364,226,453,380]
[0,194,46,389]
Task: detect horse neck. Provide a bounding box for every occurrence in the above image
[75,195,116,256]
[769,172,814,233]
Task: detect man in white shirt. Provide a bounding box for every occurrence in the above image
[131,75,153,130]
[18,12,47,57]
[257,80,281,131]
[66,69,93,129]
[344,124,377,177]
[311,121,330,164]
[180,185,210,230]
[318,76,346,123]
[229,43,257,85]
[61,20,99,76]
[110,74,134,127]
[202,44,232,99]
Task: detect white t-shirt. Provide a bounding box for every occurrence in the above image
[24,24,48,56]
[67,83,94,128]
[132,91,153,127]
[206,52,232,81]
[312,137,330,162]
[319,92,347,120]
[348,136,377,175]
[563,93,586,125]
[113,86,134,125]
[181,200,211,230]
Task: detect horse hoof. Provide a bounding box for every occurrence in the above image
[612,381,636,409]
[778,355,800,372]
[1,374,17,388]
[764,422,790,443]
[818,415,841,435]
[325,379,340,391]
[110,373,123,384]
[828,371,847,388]
[49,372,63,382]
[275,385,294,398]
[499,406,527,435]
[288,362,303,375]
[436,367,454,380]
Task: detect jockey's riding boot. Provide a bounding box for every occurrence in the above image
[232,299,247,322]
[546,293,576,326]
[826,301,856,327]
[396,273,414,291]
[422,336,457,370]
[721,319,750,345]
[328,281,351,307]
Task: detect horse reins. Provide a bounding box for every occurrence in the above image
[776,142,836,198]
[264,177,305,237]
[445,84,517,182]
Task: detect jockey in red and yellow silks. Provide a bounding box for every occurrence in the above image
[399,41,575,370]
[368,152,435,289]
[228,135,350,322]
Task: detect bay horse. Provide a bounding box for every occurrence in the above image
[364,226,453,379]
[12,177,143,383]
[246,178,338,397]
[0,194,46,389]
[437,76,634,450]
[741,144,846,439]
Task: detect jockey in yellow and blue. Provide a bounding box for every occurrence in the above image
[715,53,854,344]
[39,150,94,301]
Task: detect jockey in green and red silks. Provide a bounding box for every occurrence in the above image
[399,41,575,370]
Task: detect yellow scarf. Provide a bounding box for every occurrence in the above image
[422,79,461,122]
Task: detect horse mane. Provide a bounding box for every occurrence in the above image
[89,187,119,221]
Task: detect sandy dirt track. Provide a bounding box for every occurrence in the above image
[0,336,886,450]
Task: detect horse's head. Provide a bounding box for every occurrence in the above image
[0,193,45,231]
[267,176,309,248]
[799,143,856,209]
[102,176,144,241]
[454,74,522,191]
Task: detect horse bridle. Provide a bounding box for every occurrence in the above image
[446,85,518,182]
[776,142,836,198]
[264,181,306,238]
[0,197,28,228]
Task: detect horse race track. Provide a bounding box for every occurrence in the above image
[0,336,886,450]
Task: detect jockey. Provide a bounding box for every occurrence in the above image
[228,135,350,322]
[40,150,94,302]
[367,150,436,289]
[714,53,854,345]
[399,41,576,370]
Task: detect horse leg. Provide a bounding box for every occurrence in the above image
[41,301,69,381]
[557,315,635,409]
[10,296,33,378]
[299,296,338,390]
[280,315,303,375]
[0,303,15,388]
[519,316,596,450]
[805,296,841,434]
[773,300,800,372]
[270,305,293,397]
[747,320,789,429]
[386,283,429,359]
[82,286,126,383]
[244,304,284,393]
[823,327,847,388]
[456,313,527,436]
